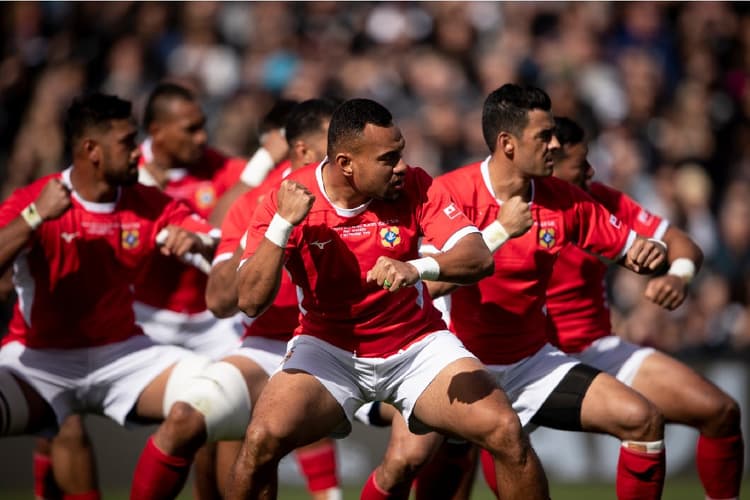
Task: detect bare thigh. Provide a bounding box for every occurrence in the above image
[412,357,513,445]
[248,369,346,453]
[630,351,737,433]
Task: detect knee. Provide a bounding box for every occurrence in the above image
[617,399,664,441]
[163,401,208,449]
[242,422,285,467]
[381,441,435,482]
[480,411,530,465]
[706,395,742,436]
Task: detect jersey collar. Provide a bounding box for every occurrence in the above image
[479,156,535,206]
[61,167,120,214]
[315,159,372,218]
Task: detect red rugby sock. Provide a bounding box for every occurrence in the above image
[130,437,191,500]
[696,433,744,499]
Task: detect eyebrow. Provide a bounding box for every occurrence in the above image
[376,138,406,161]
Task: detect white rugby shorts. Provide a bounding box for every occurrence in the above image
[233,336,288,377]
[0,335,204,429]
[134,302,243,359]
[280,331,477,438]
[569,335,655,386]
[486,343,580,430]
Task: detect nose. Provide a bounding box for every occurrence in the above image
[585,161,595,179]
[393,158,407,175]
[195,128,208,147]
[549,134,561,151]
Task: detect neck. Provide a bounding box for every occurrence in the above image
[321,162,370,209]
[70,165,118,203]
[487,154,532,202]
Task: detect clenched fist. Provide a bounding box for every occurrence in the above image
[498,196,533,238]
[277,180,315,225]
[35,179,71,221]
[644,274,688,310]
[366,256,420,292]
[624,238,667,274]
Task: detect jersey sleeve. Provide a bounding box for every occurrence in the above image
[0,183,37,227]
[153,197,215,242]
[567,185,636,261]
[614,192,668,239]
[415,168,478,252]
[214,194,255,264]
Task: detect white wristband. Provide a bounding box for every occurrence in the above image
[240,147,275,187]
[481,220,509,253]
[667,258,695,284]
[407,256,440,281]
[21,203,43,230]
[265,213,294,248]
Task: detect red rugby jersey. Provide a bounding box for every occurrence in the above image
[545,181,667,352]
[215,160,296,341]
[134,140,244,314]
[242,161,479,357]
[0,168,208,349]
[435,160,636,364]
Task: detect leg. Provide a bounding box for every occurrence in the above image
[131,354,262,500]
[193,443,221,500]
[294,438,341,500]
[413,357,548,500]
[225,369,346,500]
[362,413,444,500]
[216,440,243,498]
[50,414,99,497]
[630,352,743,499]
[34,437,61,500]
[577,369,665,500]
[413,440,477,500]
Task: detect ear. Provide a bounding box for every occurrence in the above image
[83,138,101,165]
[292,140,307,163]
[498,132,514,156]
[334,152,353,178]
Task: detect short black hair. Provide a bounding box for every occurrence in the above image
[554,116,585,147]
[327,98,392,158]
[260,99,299,133]
[285,98,338,146]
[65,93,132,147]
[143,82,195,128]
[482,84,552,152]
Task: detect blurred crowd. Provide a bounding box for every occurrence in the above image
[1,1,749,358]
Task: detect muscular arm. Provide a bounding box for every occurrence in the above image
[236,238,286,318]
[430,233,493,284]
[662,226,703,270]
[206,246,243,318]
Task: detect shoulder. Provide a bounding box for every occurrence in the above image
[589,181,622,206]
[434,162,483,203]
[121,183,175,213]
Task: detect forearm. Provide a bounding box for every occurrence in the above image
[663,227,703,271]
[430,233,494,284]
[206,253,242,318]
[236,239,286,317]
[425,280,459,299]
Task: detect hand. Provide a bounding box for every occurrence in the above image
[35,179,71,220]
[366,256,420,292]
[261,129,289,164]
[276,180,315,225]
[157,225,207,259]
[624,237,667,274]
[644,274,688,310]
[498,196,533,237]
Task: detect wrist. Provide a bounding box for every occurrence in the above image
[21,203,43,230]
[482,220,509,253]
[667,258,695,284]
[264,213,294,248]
[407,256,440,281]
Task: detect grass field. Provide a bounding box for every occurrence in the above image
[2,478,748,499]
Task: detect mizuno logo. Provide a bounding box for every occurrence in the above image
[61,232,79,243]
[310,239,332,250]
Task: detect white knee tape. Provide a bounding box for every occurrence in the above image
[176,361,252,442]
[162,354,213,417]
[0,370,30,435]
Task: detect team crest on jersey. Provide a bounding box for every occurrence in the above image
[380,226,401,248]
[195,185,216,210]
[538,227,556,249]
[122,229,140,249]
